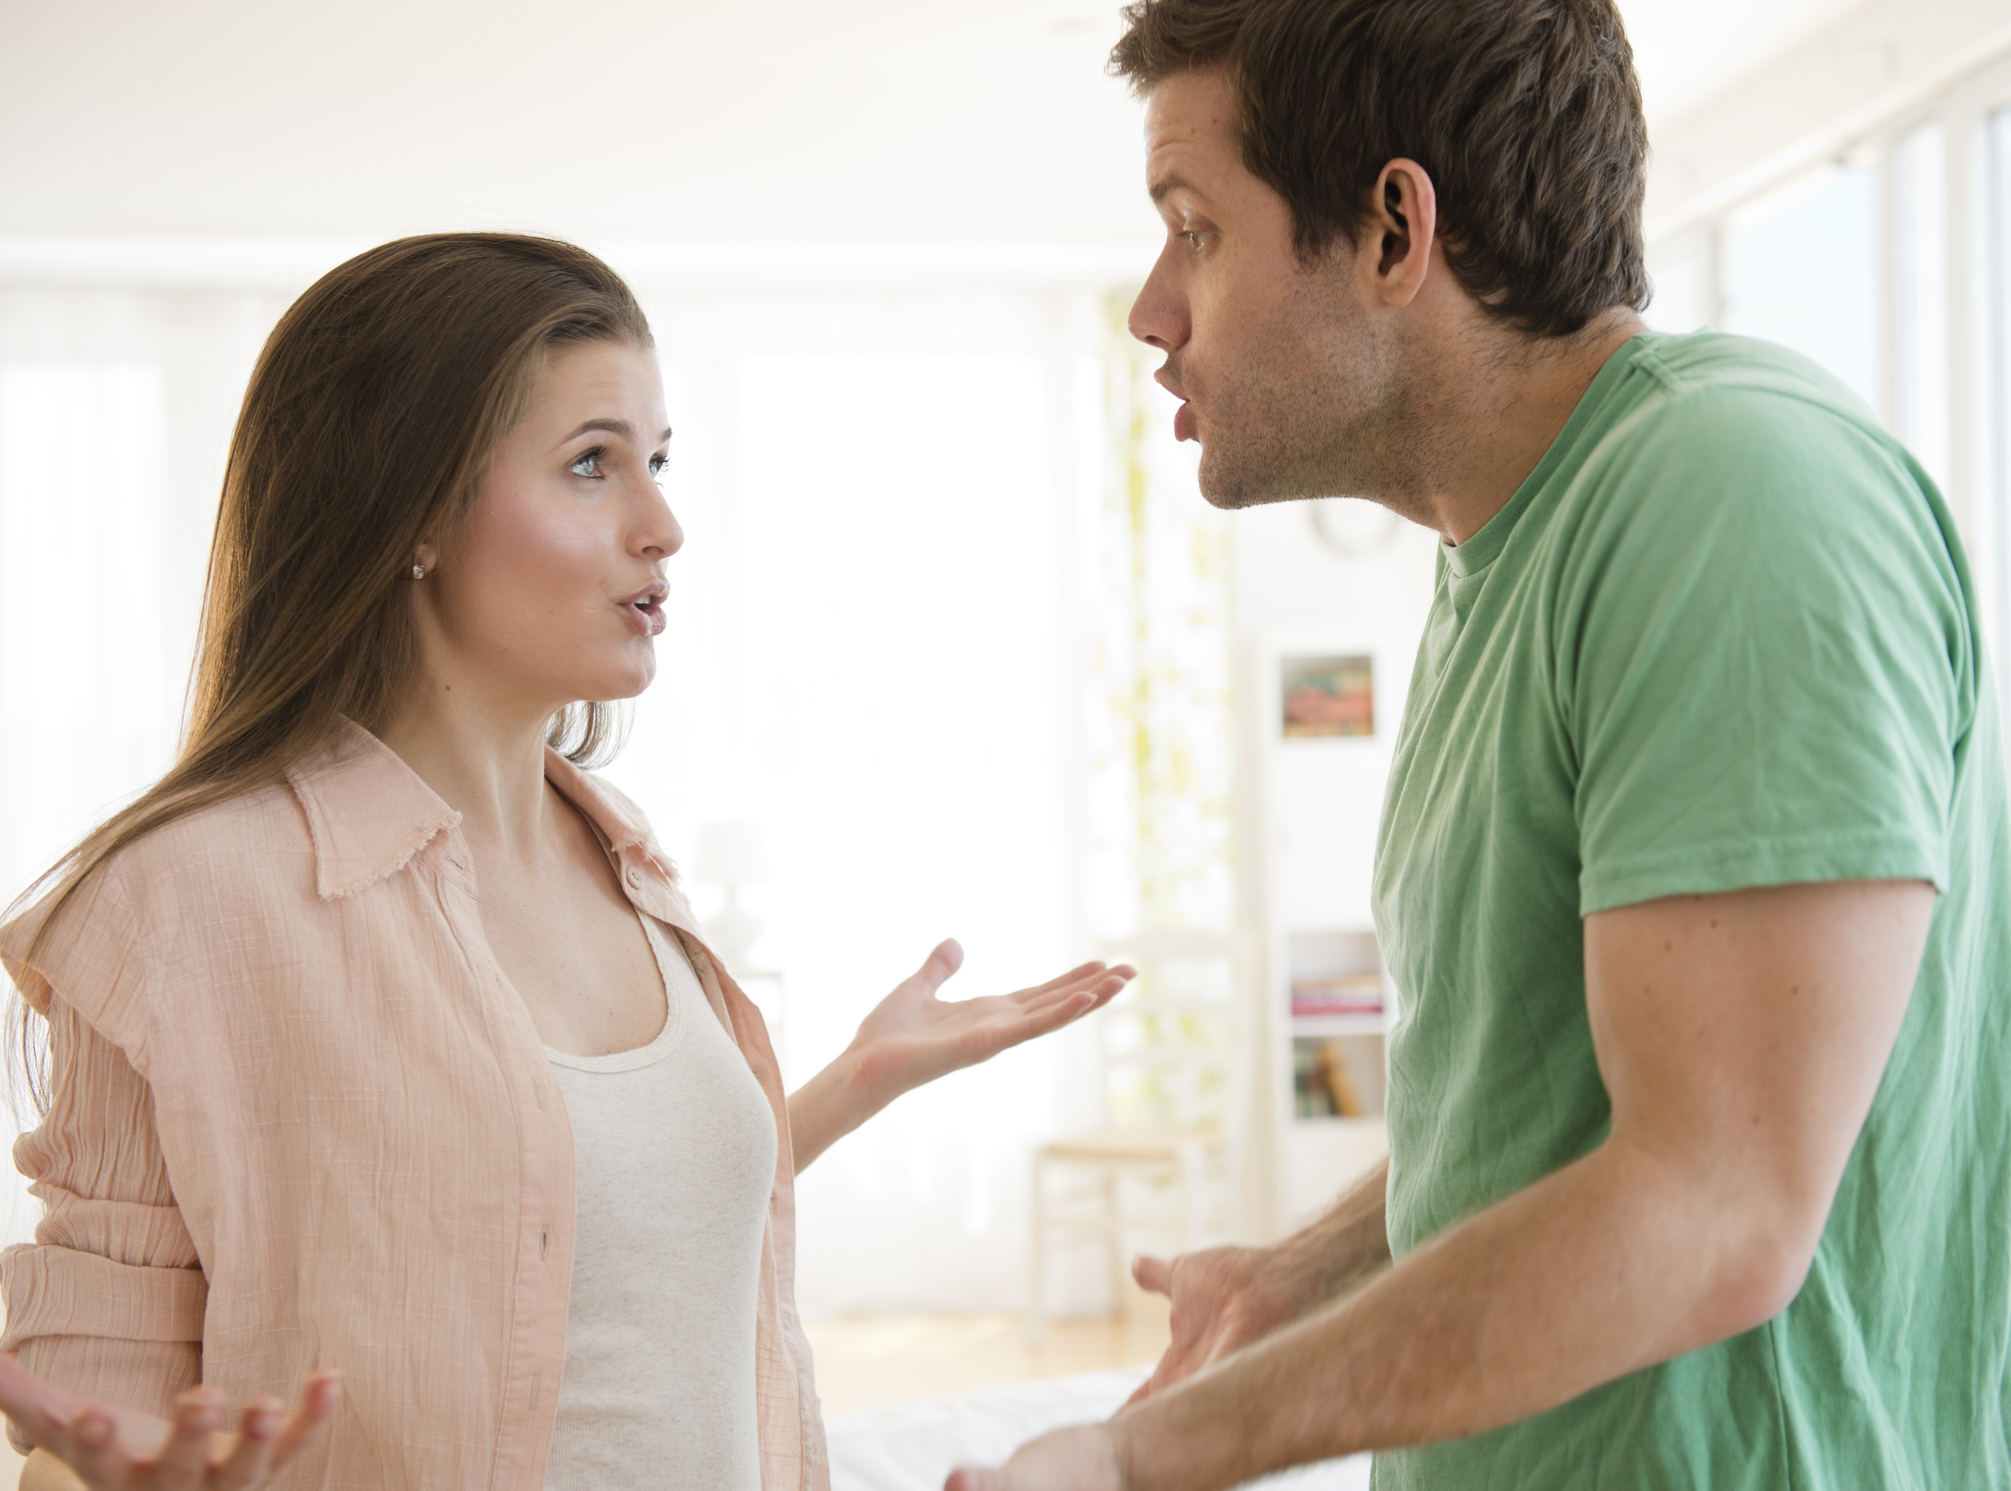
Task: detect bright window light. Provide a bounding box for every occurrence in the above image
[1894,121,1951,491]
[1724,163,1881,413]
[1644,252,1702,332]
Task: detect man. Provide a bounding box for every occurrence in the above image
[952,0,2011,1487]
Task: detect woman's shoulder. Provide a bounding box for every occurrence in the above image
[0,780,314,1037]
[83,778,318,927]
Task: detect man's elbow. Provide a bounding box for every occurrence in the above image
[1696,1214,1821,1344]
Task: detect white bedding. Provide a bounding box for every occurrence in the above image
[826,1367,1371,1491]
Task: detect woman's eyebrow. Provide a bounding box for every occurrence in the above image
[556,418,674,446]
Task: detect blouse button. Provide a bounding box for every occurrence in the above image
[626,868,642,886]
[540,1227,550,1260]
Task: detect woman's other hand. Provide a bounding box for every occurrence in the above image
[850,942,1133,1098]
[788,944,1133,1171]
[0,1353,340,1489]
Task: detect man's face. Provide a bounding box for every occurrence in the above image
[1130,69,1416,510]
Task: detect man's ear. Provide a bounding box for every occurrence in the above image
[1363,157,1438,308]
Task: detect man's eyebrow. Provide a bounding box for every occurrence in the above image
[1149,171,1202,205]
[557,418,675,446]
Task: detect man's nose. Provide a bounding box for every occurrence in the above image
[1127,244,1189,352]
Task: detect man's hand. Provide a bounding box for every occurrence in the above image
[1128,1158,1394,1406]
[0,1353,341,1490]
[789,945,1134,1171]
[946,1422,1125,1491]
[1124,1247,1293,1405]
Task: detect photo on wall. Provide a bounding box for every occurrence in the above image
[1281,654,1374,738]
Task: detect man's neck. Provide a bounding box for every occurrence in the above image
[1428,308,1646,547]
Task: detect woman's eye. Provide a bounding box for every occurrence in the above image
[649,454,669,486]
[1181,229,1211,251]
[568,449,604,479]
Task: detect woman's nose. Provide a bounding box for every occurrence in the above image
[639,480,684,559]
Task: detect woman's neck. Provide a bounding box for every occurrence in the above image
[376,680,561,869]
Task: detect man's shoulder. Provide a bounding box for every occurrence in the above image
[1556,331,1935,553]
[1601,331,1893,469]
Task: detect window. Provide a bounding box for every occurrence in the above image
[1723,164,1880,413]
[1894,122,1950,491]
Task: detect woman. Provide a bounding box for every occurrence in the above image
[0,233,1130,1490]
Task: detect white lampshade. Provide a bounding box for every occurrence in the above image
[695,821,768,887]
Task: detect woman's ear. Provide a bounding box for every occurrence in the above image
[1365,157,1439,309]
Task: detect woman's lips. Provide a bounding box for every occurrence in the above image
[1174,401,1197,442]
[620,597,667,637]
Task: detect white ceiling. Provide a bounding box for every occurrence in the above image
[0,0,1873,250]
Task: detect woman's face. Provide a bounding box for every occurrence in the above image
[416,338,681,713]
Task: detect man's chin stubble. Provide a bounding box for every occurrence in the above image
[1195,429,1421,514]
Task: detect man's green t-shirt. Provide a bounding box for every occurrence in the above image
[1371,331,2011,1488]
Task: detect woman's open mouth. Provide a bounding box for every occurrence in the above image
[619,585,668,637]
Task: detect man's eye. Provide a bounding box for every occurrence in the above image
[1181,230,1211,250]
[568,448,604,479]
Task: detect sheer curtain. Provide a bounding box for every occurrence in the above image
[607,286,1110,1312]
[0,273,1151,1315]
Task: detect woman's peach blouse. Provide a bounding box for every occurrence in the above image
[0,722,828,1490]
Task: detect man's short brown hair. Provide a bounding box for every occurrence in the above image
[1111,0,1650,338]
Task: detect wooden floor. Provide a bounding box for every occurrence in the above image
[0,1311,1169,1485]
[807,1305,1172,1417]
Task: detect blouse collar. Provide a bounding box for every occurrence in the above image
[286,719,691,931]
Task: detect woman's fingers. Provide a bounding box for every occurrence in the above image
[153,1386,225,1483]
[0,1350,84,1450]
[1014,965,1135,1009]
[1010,961,1111,1004]
[210,1396,285,1489]
[67,1407,133,1490]
[906,939,966,995]
[265,1371,342,1467]
[1018,970,1131,1018]
[1021,990,1100,1038]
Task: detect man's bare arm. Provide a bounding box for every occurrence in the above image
[951,879,1932,1490]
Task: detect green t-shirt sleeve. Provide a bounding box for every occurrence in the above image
[1564,386,1972,915]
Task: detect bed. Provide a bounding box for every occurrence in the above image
[827,1366,1371,1490]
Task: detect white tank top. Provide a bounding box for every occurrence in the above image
[542,915,778,1491]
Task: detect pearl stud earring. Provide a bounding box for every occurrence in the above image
[411,563,426,580]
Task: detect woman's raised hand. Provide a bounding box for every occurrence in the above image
[848,942,1135,1099]
[0,1352,340,1489]
[787,943,1135,1172]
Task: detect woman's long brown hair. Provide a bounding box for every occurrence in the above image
[6,232,654,1108]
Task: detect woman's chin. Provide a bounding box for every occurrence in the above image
[574,657,657,703]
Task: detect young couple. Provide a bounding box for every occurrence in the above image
[8,0,2010,1488]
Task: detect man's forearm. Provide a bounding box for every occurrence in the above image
[1114,1138,1784,1489]
[1264,1157,1392,1311]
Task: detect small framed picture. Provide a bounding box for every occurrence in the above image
[1280,654,1374,738]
